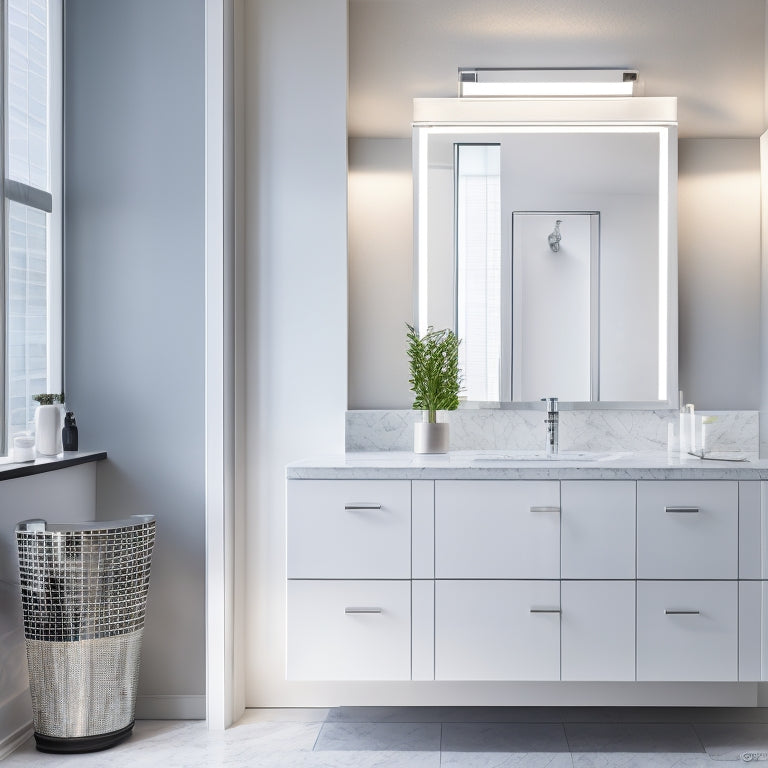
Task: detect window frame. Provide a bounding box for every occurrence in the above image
[1,0,63,452]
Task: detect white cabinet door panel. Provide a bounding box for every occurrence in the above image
[287,580,411,681]
[561,481,635,579]
[561,580,635,681]
[435,580,560,680]
[287,480,411,579]
[435,481,560,578]
[636,581,737,681]
[637,481,737,579]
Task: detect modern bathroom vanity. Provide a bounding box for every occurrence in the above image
[286,453,768,687]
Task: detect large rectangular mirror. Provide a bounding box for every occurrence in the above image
[414,98,678,407]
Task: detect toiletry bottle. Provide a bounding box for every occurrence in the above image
[62,411,78,451]
[687,404,696,454]
[678,391,689,459]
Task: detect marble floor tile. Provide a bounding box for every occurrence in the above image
[314,721,442,752]
[688,707,768,724]
[441,751,574,767]
[564,724,704,754]
[442,722,570,753]
[561,708,698,724]
[325,706,448,723]
[571,754,739,768]
[326,706,570,724]
[238,707,329,723]
[693,722,768,761]
[4,709,768,768]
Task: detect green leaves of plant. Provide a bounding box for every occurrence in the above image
[33,392,65,406]
[406,324,462,423]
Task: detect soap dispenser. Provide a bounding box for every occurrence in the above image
[62,411,78,451]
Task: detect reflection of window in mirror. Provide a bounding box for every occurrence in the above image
[455,144,501,402]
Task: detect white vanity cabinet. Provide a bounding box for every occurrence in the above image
[436,579,561,681]
[435,480,560,578]
[561,580,636,681]
[286,471,766,685]
[286,479,412,681]
[636,580,738,681]
[636,481,738,580]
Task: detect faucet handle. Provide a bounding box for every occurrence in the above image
[541,397,558,412]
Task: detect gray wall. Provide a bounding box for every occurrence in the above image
[348,137,762,411]
[64,0,206,717]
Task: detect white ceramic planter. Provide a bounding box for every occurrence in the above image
[35,404,63,456]
[414,421,449,454]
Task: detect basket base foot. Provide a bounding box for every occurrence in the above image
[34,721,134,753]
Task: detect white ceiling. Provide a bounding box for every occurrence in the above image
[349,0,766,139]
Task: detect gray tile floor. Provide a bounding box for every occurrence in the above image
[4,708,768,766]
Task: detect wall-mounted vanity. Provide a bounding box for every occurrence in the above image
[413,97,678,407]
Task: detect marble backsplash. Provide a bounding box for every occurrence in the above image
[346,409,759,455]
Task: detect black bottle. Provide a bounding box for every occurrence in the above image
[62,411,78,451]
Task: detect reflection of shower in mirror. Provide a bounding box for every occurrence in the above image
[548,219,563,252]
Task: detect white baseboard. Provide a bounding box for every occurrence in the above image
[0,721,33,760]
[135,694,205,720]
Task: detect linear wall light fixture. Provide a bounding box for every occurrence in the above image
[458,68,638,98]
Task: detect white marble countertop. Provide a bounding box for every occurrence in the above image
[287,450,767,480]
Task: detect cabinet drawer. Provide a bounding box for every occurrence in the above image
[287,480,411,578]
[435,580,560,680]
[561,581,635,681]
[636,581,737,681]
[637,481,737,579]
[286,580,411,680]
[561,481,635,579]
[435,481,560,578]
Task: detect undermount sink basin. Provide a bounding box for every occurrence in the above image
[471,451,625,463]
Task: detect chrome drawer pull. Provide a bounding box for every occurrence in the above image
[530,608,561,614]
[344,503,383,511]
[345,607,382,614]
[665,506,700,514]
[665,609,700,615]
[530,506,560,514]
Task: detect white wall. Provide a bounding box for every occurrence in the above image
[64,0,206,718]
[678,139,761,410]
[243,0,348,705]
[761,131,768,458]
[0,465,97,756]
[348,139,414,409]
[348,137,762,410]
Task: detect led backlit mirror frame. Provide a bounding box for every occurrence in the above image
[413,97,678,408]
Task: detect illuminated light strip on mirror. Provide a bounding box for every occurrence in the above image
[417,127,430,332]
[658,128,669,401]
[458,69,638,98]
[414,121,672,403]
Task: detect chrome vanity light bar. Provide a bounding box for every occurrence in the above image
[458,68,639,98]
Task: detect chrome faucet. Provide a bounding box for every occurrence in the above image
[542,397,559,457]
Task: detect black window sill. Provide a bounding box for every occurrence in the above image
[0,450,107,481]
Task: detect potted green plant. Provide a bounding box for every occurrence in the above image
[406,324,461,453]
[32,392,65,456]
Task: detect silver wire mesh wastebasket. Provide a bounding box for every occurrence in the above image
[15,515,156,753]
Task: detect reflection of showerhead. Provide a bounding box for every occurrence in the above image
[548,220,563,252]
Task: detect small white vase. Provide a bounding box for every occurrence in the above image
[414,421,449,454]
[35,404,63,456]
